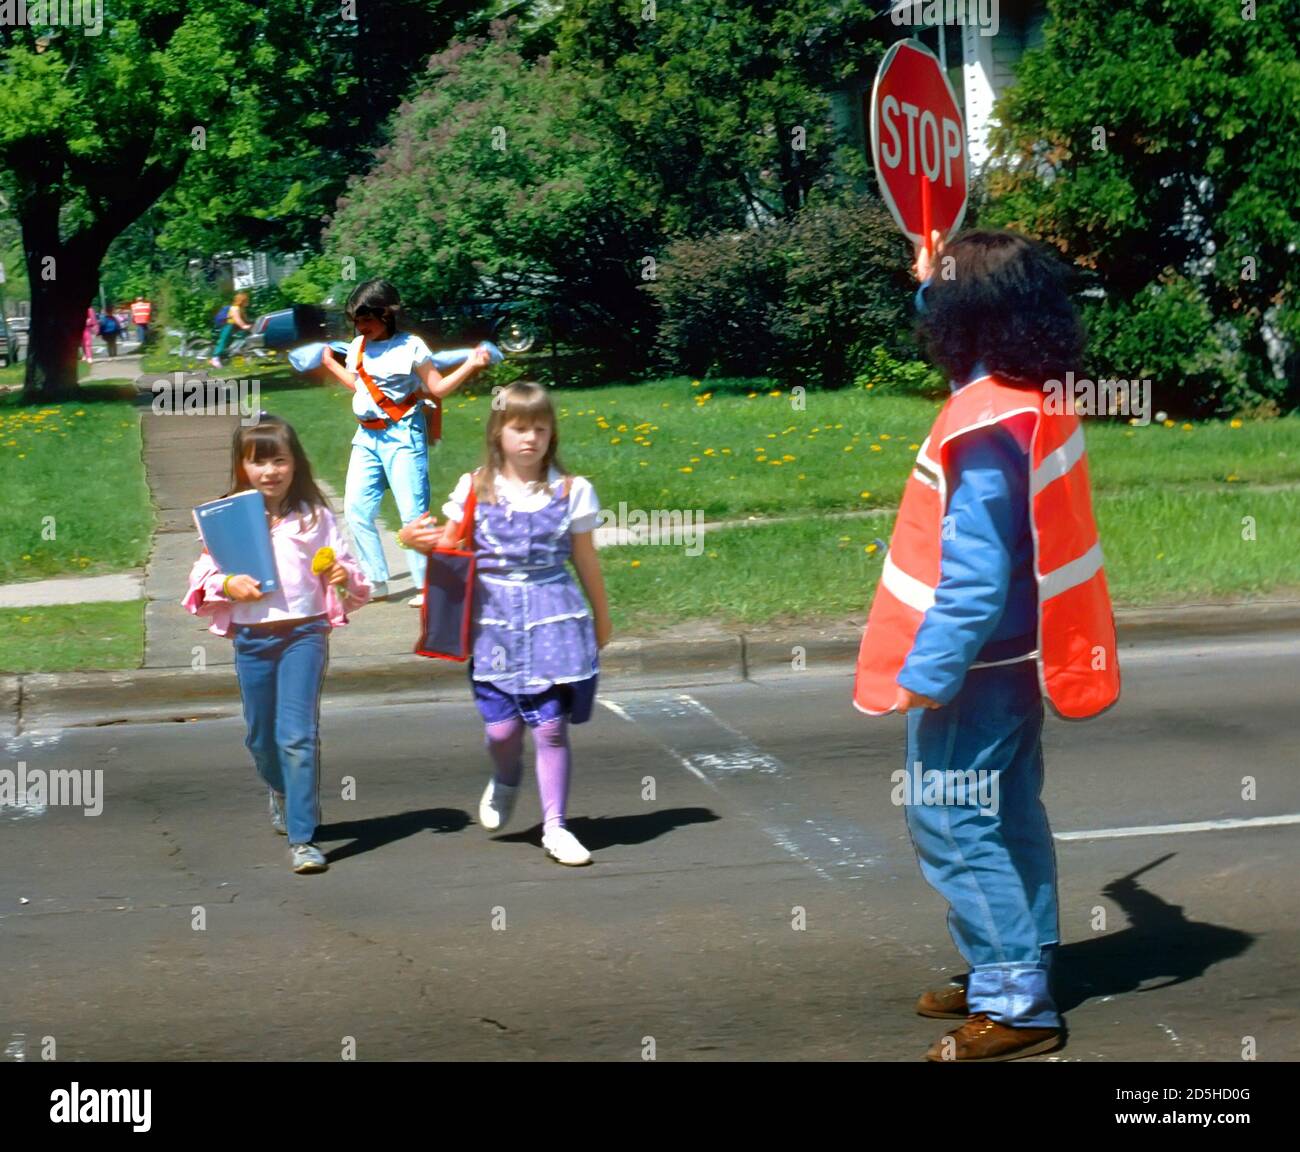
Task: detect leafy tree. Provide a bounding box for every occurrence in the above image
[0,0,493,401]
[985,0,1300,413]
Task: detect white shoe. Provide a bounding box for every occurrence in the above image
[370,581,389,600]
[291,842,328,874]
[269,790,287,836]
[542,826,591,866]
[479,779,518,831]
[409,592,425,608]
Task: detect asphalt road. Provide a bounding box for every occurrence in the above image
[2,632,1297,1062]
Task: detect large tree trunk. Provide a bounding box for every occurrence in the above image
[23,262,98,403]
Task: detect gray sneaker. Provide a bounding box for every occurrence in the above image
[269,790,287,836]
[291,843,328,874]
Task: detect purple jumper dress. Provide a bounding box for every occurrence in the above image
[468,479,599,726]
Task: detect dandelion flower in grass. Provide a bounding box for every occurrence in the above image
[870,444,882,452]
[747,392,757,399]
[630,560,642,567]
[865,544,878,554]
[839,536,851,542]
[879,433,891,440]
[797,473,806,480]
[639,461,648,467]
[690,456,701,463]
[769,389,781,397]
[703,448,715,456]
[844,445,854,452]
[610,437,621,444]
[22,554,30,561]
[1163,419,1175,428]
[1156,553,1165,560]
[692,381,701,388]
[782,454,795,462]
[617,424,628,432]
[1226,474,1238,482]
[860,491,872,499]
[767,432,777,439]
[679,466,693,473]
[909,443,919,450]
[721,447,732,454]
[1230,419,1243,429]
[1181,423,1193,431]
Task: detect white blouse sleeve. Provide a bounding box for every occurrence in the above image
[441,472,475,523]
[568,476,602,534]
[344,335,363,373]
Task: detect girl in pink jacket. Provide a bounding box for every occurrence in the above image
[183,414,371,873]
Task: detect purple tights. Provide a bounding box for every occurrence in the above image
[484,716,570,831]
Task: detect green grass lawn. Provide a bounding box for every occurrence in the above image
[253,372,1300,635]
[0,382,153,584]
[0,601,145,673]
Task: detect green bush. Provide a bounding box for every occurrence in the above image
[647,196,915,389]
[853,345,946,398]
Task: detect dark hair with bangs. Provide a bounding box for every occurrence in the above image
[917,230,1086,389]
[227,413,330,529]
[346,278,402,339]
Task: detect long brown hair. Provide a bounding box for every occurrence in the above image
[476,382,568,503]
[226,413,330,530]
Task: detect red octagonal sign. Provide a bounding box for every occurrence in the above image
[869,40,968,246]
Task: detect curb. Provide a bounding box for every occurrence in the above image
[5,600,1300,736]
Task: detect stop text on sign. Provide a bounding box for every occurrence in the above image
[877,97,963,189]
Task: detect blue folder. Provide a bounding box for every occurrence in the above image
[192,490,281,594]
[287,341,504,373]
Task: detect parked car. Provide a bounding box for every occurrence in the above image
[246,304,350,354]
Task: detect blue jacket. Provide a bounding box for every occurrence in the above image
[895,318,1038,703]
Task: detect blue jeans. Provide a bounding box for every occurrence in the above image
[903,659,1061,1028]
[344,419,428,588]
[232,617,329,845]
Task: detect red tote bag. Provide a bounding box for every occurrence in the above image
[414,482,477,661]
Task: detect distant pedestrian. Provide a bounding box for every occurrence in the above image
[131,295,152,345]
[98,306,120,357]
[210,290,252,369]
[80,307,99,364]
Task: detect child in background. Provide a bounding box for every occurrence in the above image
[319,279,491,607]
[183,414,372,874]
[399,382,612,866]
[854,230,1120,1061]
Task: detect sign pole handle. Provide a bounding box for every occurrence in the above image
[921,172,933,258]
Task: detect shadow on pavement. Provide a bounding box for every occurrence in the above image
[317,807,471,863]
[1055,853,1255,1013]
[493,807,720,851]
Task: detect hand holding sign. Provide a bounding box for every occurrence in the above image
[869,40,968,255]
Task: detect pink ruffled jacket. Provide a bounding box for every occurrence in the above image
[183,502,372,637]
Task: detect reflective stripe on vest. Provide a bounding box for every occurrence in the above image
[853,375,1119,721]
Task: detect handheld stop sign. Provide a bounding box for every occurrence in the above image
[868,40,968,253]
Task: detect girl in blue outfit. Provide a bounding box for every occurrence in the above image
[400,382,611,866]
[320,280,491,607]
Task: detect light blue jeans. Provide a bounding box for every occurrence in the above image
[233,617,330,845]
[903,659,1061,1028]
[344,417,428,588]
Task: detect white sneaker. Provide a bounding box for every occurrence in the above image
[409,592,425,608]
[370,581,389,600]
[542,826,591,866]
[291,842,328,874]
[479,779,518,831]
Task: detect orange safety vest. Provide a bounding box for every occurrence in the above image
[853,375,1120,721]
[131,300,152,324]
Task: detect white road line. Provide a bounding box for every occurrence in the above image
[1055,813,1300,842]
[601,693,881,882]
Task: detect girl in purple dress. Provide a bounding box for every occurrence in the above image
[399,382,611,865]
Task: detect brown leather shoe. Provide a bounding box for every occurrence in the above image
[916,982,968,1019]
[925,1013,1062,1062]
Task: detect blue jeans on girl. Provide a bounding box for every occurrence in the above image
[902,658,1061,1028]
[344,420,428,589]
[232,617,329,845]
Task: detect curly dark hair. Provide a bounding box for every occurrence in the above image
[917,230,1085,389]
